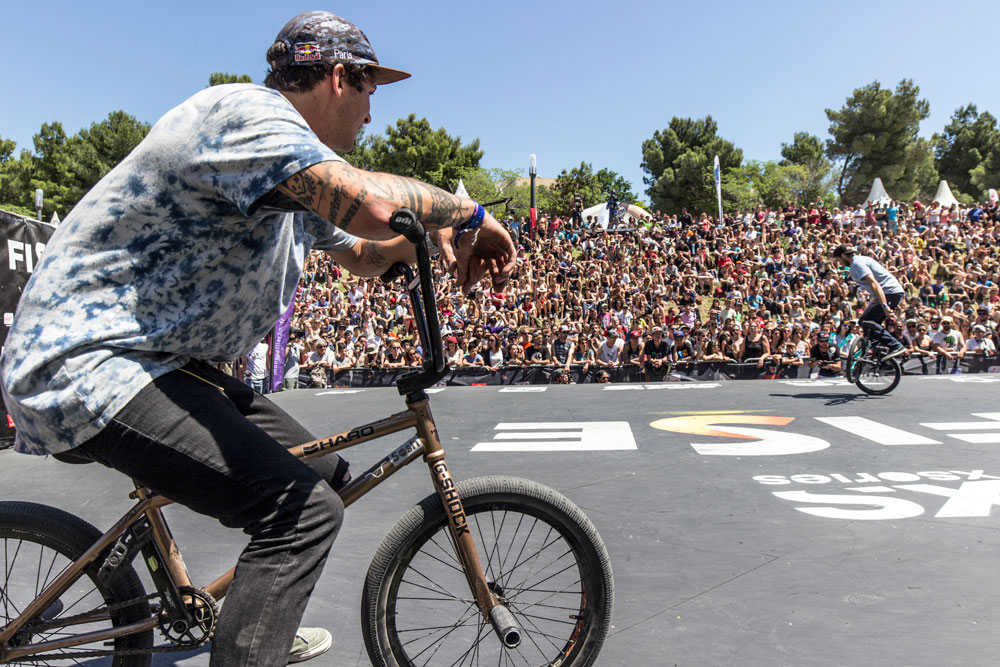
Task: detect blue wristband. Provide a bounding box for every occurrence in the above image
[452,203,485,248]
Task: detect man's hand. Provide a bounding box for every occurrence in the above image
[450,214,516,294]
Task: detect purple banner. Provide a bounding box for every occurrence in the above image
[270,286,300,392]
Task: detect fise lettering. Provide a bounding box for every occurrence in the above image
[433,461,470,537]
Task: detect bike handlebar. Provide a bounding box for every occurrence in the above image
[380,208,449,395]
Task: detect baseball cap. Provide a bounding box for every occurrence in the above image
[831,244,856,258]
[606,329,618,337]
[973,324,987,332]
[268,11,411,85]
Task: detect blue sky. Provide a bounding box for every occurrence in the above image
[2,0,996,197]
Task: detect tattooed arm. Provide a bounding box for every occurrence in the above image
[326,235,416,277]
[274,160,474,238]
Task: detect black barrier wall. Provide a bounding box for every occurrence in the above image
[303,355,1000,388]
[1,210,57,448]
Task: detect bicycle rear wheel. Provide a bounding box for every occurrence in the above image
[856,356,902,395]
[844,336,868,383]
[0,501,152,666]
[362,476,613,667]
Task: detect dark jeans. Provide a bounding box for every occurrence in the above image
[76,360,349,666]
[858,292,904,350]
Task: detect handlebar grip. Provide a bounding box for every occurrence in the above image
[390,208,425,244]
[379,262,409,285]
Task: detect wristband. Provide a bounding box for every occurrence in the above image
[452,203,485,249]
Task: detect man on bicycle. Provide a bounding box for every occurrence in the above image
[0,11,514,666]
[831,245,907,359]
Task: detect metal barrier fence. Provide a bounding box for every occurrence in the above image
[304,354,1000,388]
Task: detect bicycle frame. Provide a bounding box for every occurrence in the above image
[1,209,505,662]
[1,393,500,662]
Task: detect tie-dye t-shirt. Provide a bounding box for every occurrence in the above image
[1,84,356,455]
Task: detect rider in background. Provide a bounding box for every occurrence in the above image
[831,244,907,360]
[0,11,514,666]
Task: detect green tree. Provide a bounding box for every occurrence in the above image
[934,104,1000,203]
[71,111,151,202]
[208,72,254,86]
[548,162,637,217]
[0,136,25,208]
[970,151,1000,197]
[346,114,482,192]
[640,116,742,215]
[780,132,833,204]
[722,161,813,211]
[825,79,937,205]
[26,122,78,218]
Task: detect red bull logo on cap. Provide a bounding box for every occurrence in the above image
[293,42,322,62]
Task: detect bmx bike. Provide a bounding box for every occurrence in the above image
[0,209,614,666]
[843,320,903,395]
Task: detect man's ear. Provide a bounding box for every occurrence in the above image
[330,63,347,95]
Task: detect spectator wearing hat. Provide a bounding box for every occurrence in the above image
[302,338,333,387]
[672,329,696,363]
[596,329,623,367]
[642,327,672,378]
[809,335,841,377]
[525,333,552,366]
[444,336,463,366]
[551,327,573,366]
[621,331,645,370]
[932,316,965,372]
[966,325,996,356]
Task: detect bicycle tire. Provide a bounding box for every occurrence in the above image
[856,357,902,396]
[0,501,153,666]
[361,476,613,667]
[844,336,868,383]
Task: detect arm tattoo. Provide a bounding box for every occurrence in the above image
[277,162,468,233]
[362,240,388,270]
[328,185,347,223]
[283,170,323,203]
[339,190,368,231]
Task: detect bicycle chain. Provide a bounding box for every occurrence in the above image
[6,589,214,662]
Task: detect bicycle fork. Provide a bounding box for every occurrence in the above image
[412,398,523,649]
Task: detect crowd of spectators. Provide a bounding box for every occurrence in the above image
[277,196,1000,387]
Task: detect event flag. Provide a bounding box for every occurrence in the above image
[714,155,723,224]
[990,188,998,204]
[270,286,300,392]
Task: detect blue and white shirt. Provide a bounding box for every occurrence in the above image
[1,84,356,455]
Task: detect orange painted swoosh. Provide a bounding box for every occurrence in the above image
[650,415,794,439]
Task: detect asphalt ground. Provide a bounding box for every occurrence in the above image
[2,374,1000,666]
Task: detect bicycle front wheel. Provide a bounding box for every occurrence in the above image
[844,336,868,383]
[856,356,902,395]
[362,476,613,667]
[0,501,153,666]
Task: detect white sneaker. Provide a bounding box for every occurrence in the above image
[288,627,332,663]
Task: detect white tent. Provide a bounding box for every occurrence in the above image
[579,202,652,229]
[454,178,469,198]
[932,180,960,209]
[863,178,892,206]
